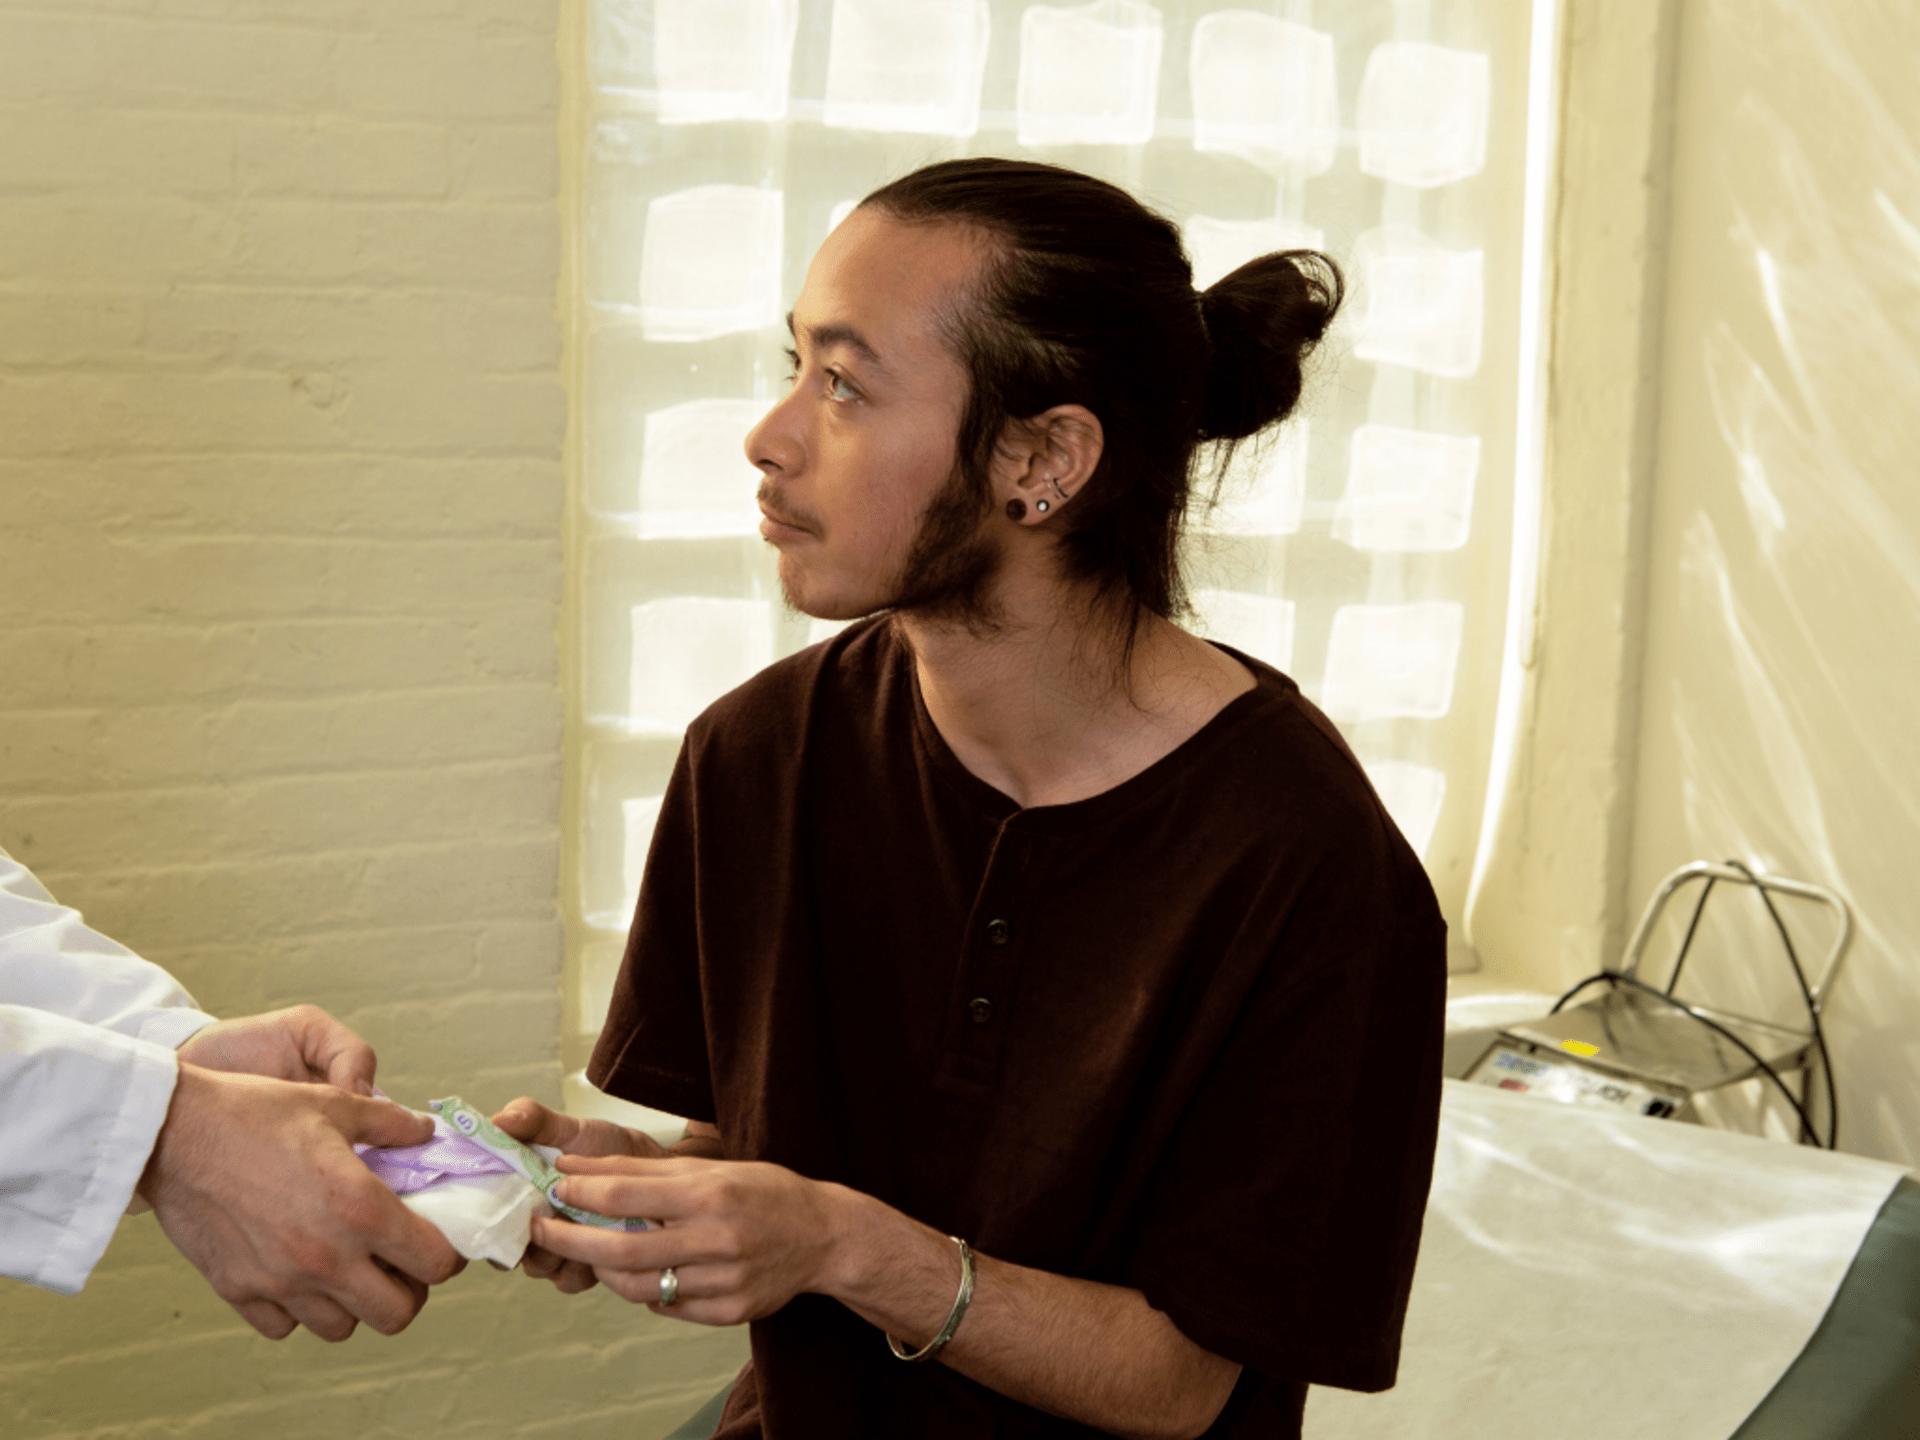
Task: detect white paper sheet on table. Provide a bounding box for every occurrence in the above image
[1307,1079,1907,1440]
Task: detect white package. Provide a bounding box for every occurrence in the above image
[1190,14,1338,174]
[654,0,798,125]
[637,398,768,538]
[629,597,777,733]
[639,185,784,342]
[1321,602,1464,721]
[822,0,991,138]
[1016,2,1164,148]
[1357,42,1490,188]
[1192,590,1295,673]
[1351,225,1486,378]
[1334,425,1480,552]
[401,1169,554,1270]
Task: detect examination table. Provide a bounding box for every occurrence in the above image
[1307,1079,1919,1439]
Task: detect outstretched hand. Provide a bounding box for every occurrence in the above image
[140,1066,465,1342]
[490,1096,673,1161]
[490,1097,670,1292]
[177,1004,380,1094]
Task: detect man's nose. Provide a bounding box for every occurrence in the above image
[746,392,804,477]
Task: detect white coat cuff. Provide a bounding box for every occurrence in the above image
[0,1010,183,1295]
[138,1008,219,1052]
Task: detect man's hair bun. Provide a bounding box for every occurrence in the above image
[1197,251,1344,442]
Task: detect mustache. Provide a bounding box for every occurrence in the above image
[756,483,821,536]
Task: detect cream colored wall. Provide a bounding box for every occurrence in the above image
[1625,0,1920,1166]
[0,3,743,1435]
[1468,0,1920,1165]
[1463,0,1677,990]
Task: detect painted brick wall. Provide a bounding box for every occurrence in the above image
[0,2,747,1434]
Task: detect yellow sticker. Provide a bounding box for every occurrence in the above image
[1560,1040,1601,1057]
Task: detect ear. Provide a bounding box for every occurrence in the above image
[990,405,1104,523]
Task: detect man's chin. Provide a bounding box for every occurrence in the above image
[775,570,880,626]
[776,533,1003,635]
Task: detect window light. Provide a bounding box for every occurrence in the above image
[1335,425,1480,552]
[1191,589,1296,672]
[628,597,777,733]
[1190,14,1339,174]
[639,185,784,341]
[1322,602,1465,720]
[1363,759,1448,857]
[621,794,665,904]
[637,399,769,539]
[1183,213,1326,289]
[653,0,799,124]
[822,0,993,137]
[1357,42,1491,188]
[1197,420,1309,536]
[1352,225,1486,378]
[1016,1,1164,148]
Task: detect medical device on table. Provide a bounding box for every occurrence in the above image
[1465,861,1849,1145]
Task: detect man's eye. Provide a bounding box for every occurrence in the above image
[826,371,859,402]
[782,347,800,385]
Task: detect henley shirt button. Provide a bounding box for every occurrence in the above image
[986,919,1011,945]
[968,997,995,1025]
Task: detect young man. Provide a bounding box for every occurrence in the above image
[499,159,1445,1439]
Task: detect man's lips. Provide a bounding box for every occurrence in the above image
[758,506,813,539]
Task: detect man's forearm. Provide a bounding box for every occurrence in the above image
[818,1185,1240,1440]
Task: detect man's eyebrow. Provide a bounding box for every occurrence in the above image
[786,311,890,373]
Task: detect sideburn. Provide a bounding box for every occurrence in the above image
[883,459,1005,635]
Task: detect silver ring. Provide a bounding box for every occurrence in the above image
[1049,477,1067,500]
[658,1266,679,1307]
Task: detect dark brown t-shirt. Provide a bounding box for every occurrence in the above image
[589,617,1446,1439]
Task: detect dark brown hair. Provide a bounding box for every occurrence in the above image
[861,157,1342,633]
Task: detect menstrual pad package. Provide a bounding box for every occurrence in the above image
[358,1096,649,1268]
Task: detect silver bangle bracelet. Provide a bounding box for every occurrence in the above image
[886,1236,975,1363]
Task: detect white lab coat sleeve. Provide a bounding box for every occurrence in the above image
[0,847,218,1292]
[0,847,218,1046]
[0,1006,184,1294]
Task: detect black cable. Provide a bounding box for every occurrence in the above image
[1663,874,1718,996]
[1545,970,1822,1144]
[1541,865,1840,1148]
[1725,860,1838,1150]
[1548,972,1619,1015]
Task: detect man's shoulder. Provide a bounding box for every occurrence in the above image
[1209,660,1382,822]
[1195,657,1437,906]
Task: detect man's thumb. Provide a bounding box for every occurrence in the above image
[491,1097,569,1148]
[340,1095,436,1150]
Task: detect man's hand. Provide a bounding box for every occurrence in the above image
[139,1065,465,1342]
[490,1097,670,1293]
[519,1142,1239,1438]
[491,1096,671,1162]
[177,1004,379,1094]
[526,1154,843,1324]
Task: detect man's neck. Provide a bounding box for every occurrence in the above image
[895,586,1256,810]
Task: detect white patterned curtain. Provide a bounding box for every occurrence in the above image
[567,0,1546,1092]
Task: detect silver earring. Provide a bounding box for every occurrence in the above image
[1035,499,1051,514]
[1049,477,1067,500]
